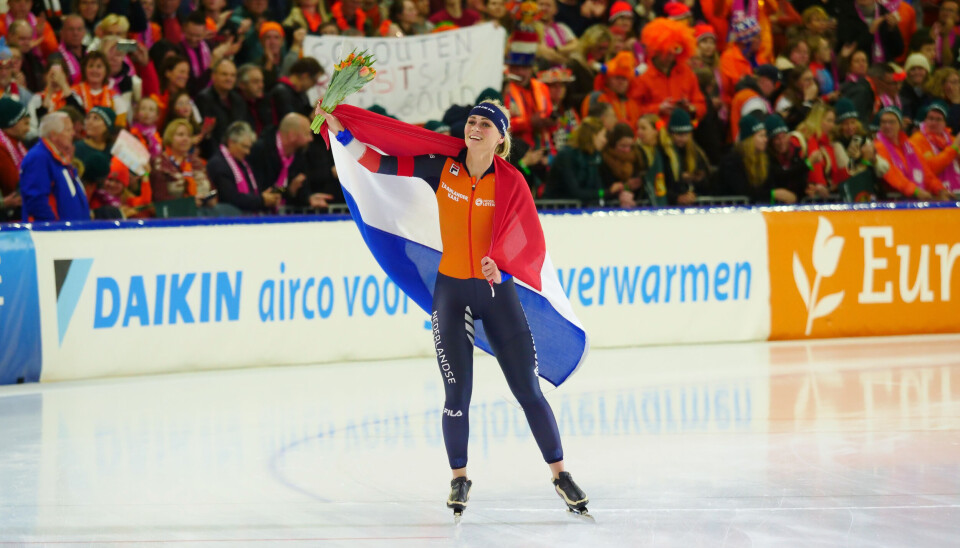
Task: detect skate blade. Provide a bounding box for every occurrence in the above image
[567,507,596,523]
[453,509,463,525]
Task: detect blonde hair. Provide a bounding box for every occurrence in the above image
[473,99,512,160]
[163,118,194,147]
[575,25,614,61]
[924,67,960,99]
[738,136,768,188]
[807,35,829,62]
[802,5,828,27]
[569,117,605,154]
[831,117,864,141]
[796,102,833,140]
[659,126,699,180]
[96,14,130,35]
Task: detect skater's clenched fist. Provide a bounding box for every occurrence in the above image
[480,256,502,285]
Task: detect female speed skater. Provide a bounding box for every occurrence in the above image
[318,99,591,521]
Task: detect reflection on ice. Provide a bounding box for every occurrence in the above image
[1,335,958,546]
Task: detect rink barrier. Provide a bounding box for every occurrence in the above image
[0,202,958,384]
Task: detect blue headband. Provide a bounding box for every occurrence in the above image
[469,103,509,136]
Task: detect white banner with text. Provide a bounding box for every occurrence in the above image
[304,23,507,124]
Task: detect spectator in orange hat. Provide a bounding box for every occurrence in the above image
[587,51,642,128]
[230,0,273,65]
[630,18,705,123]
[90,157,152,218]
[257,22,299,93]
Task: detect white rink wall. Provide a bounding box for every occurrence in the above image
[2,203,959,384]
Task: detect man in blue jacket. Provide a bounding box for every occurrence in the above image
[21,112,90,222]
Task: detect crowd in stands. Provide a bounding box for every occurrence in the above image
[1,0,959,222]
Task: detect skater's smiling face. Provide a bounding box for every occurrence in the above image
[464,115,504,154]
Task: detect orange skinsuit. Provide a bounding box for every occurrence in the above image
[874,132,944,196]
[357,147,496,281]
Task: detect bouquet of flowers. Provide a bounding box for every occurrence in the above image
[311,50,377,134]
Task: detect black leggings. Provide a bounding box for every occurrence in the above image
[431,273,563,469]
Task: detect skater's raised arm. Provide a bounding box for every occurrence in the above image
[321,107,447,189]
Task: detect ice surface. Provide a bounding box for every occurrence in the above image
[1,335,959,546]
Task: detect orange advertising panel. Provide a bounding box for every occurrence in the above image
[765,208,960,339]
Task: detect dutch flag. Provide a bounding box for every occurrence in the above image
[324,106,589,386]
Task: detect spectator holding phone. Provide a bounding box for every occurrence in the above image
[831,98,885,202]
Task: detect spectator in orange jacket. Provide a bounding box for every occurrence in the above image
[504,37,555,149]
[908,101,960,196]
[873,106,952,200]
[629,18,706,122]
[720,15,771,105]
[729,64,779,143]
[583,51,641,130]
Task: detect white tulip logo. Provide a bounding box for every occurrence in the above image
[793,217,846,336]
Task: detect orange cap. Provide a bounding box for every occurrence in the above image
[259,21,285,39]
